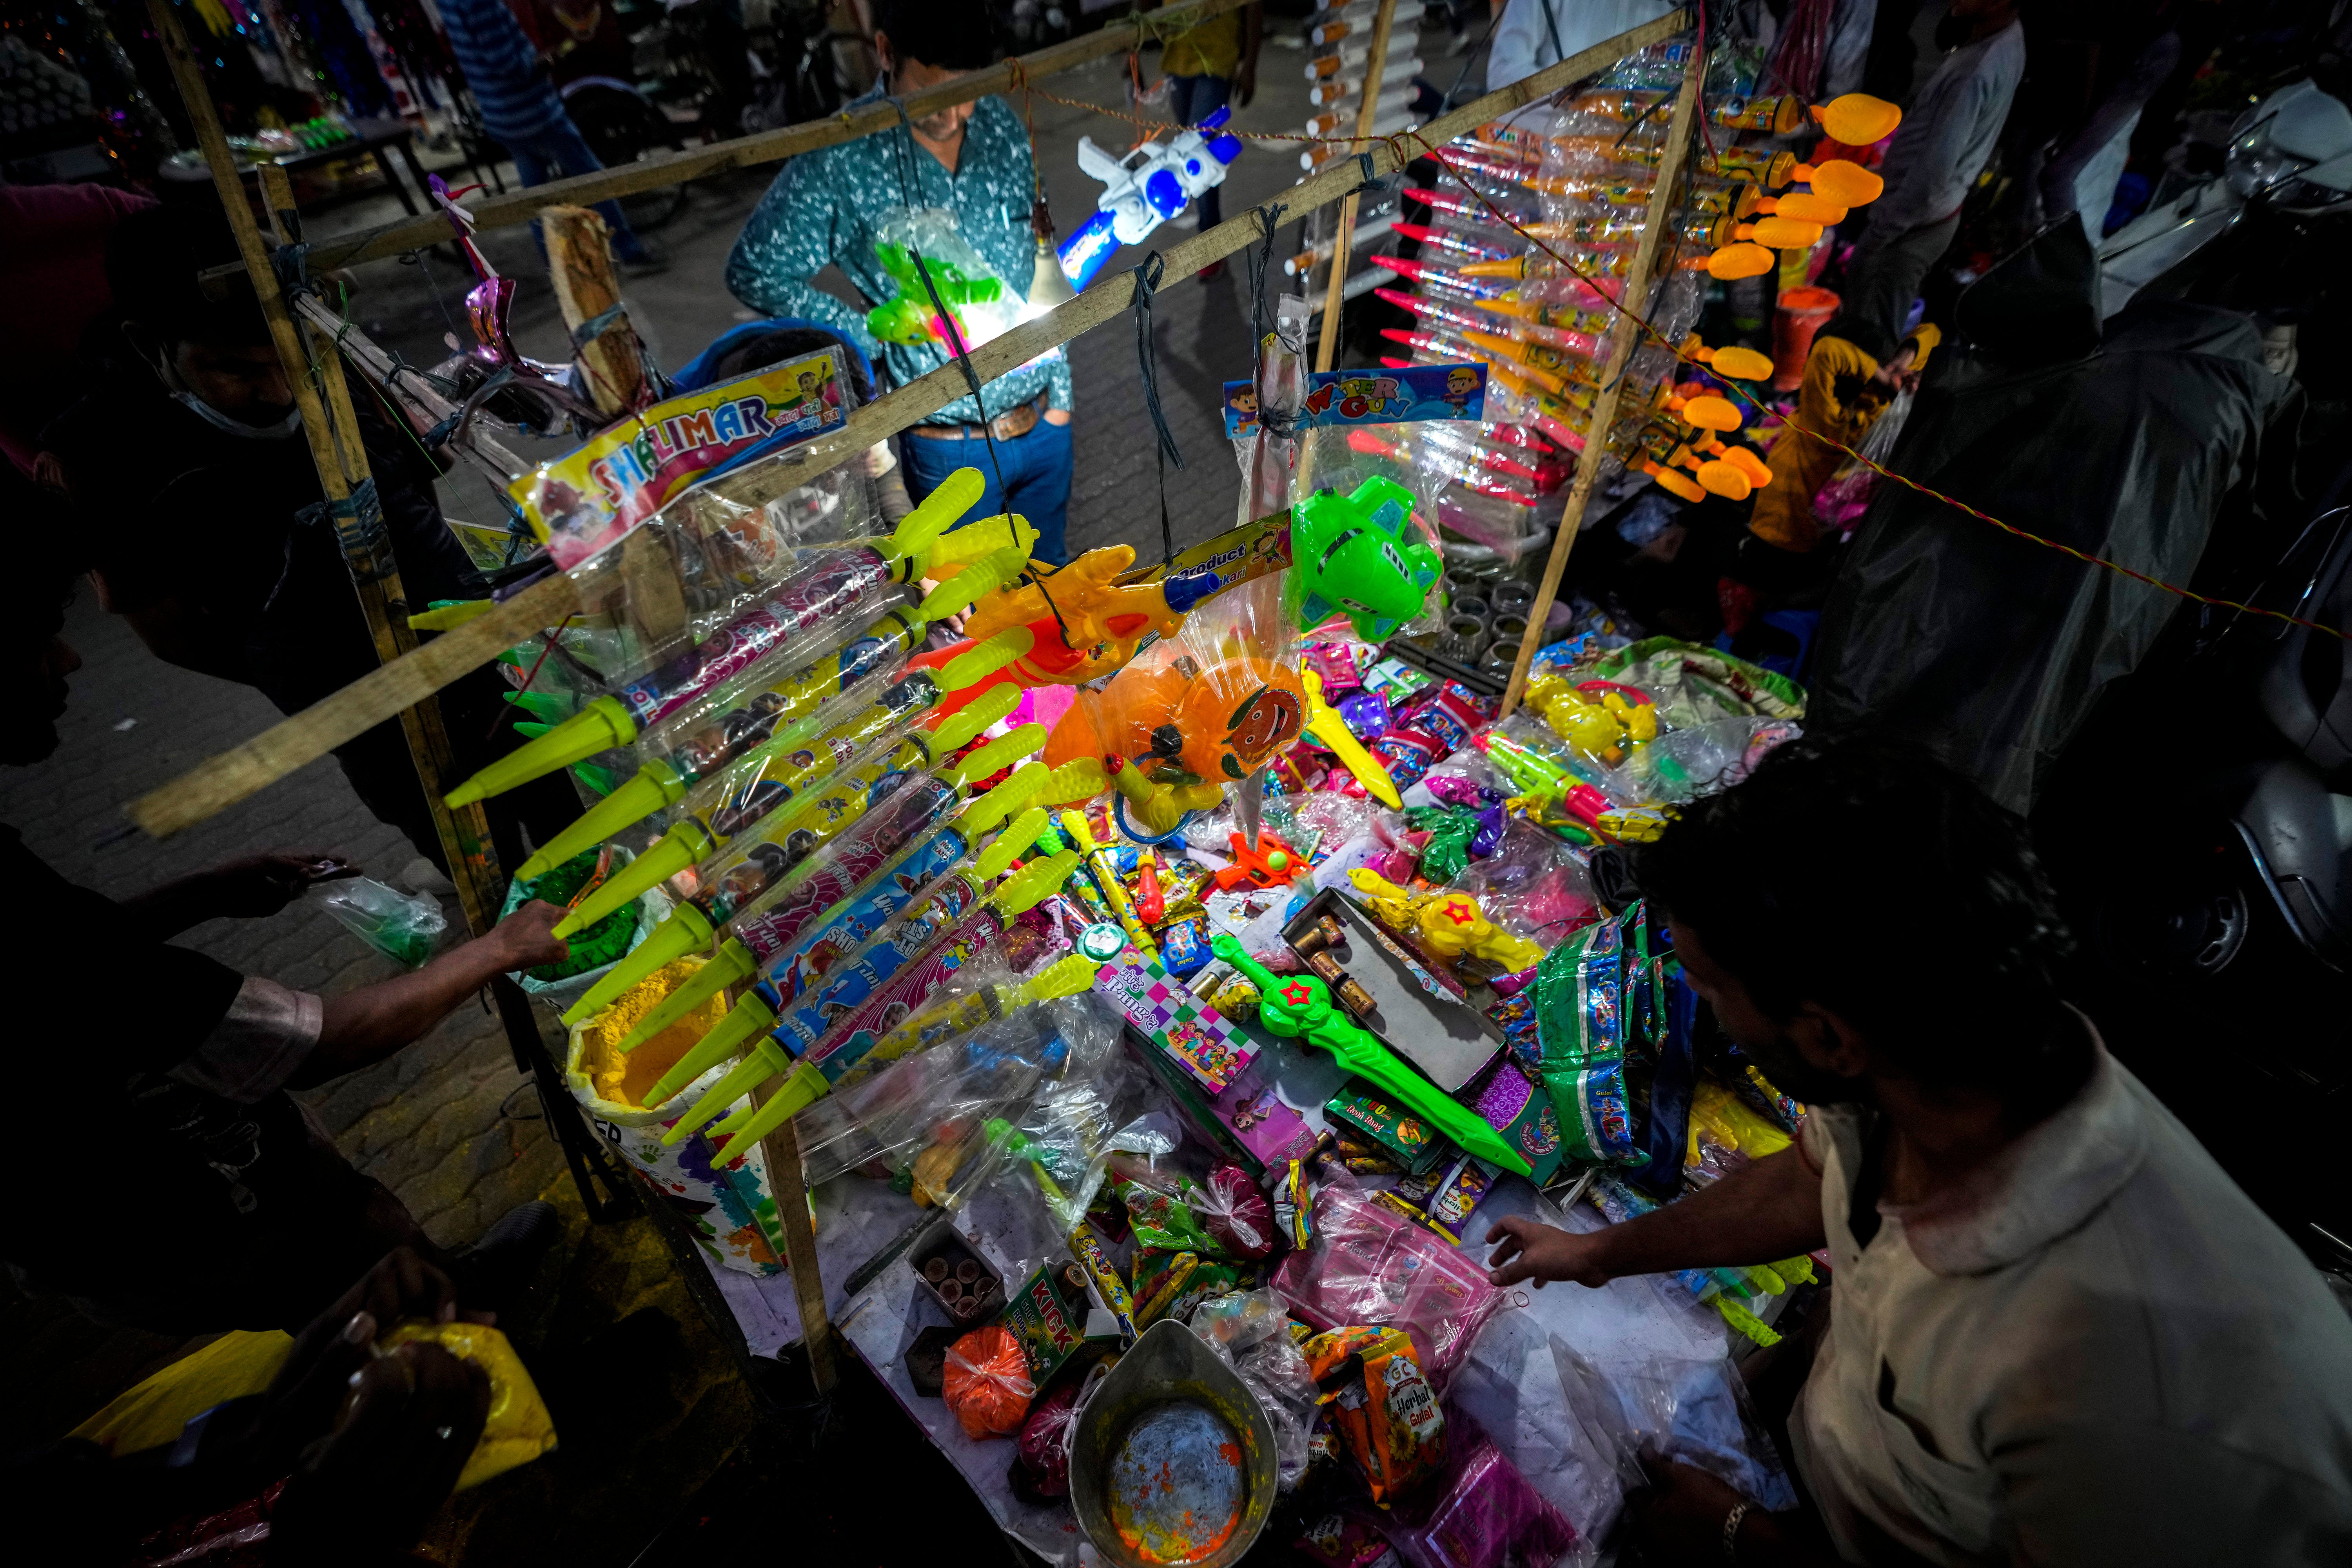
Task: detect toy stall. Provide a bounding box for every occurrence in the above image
[139,1,1909,1560]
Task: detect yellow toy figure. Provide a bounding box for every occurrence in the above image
[1348,870,1545,973]
[1521,671,1657,767]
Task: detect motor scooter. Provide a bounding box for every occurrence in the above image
[2098,78,2352,319]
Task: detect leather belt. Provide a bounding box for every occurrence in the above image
[908,394,1046,443]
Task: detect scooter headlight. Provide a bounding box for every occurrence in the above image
[2225,120,2314,200]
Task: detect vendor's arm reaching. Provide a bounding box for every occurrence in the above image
[1485,1144,1826,1289]
[290,901,570,1086]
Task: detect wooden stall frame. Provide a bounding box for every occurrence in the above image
[155,0,644,1221]
[131,6,1693,841]
[138,2,1697,1390]
[148,0,506,931]
[1310,0,1400,375]
[1499,50,1703,716]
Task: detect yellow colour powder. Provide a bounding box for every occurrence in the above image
[577,958,731,1109]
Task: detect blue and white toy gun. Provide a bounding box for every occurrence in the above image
[1057,104,1244,290]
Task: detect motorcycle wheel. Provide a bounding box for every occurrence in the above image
[561,81,690,231]
[2092,876,2249,980]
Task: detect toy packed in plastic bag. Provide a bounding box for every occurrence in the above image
[1042,571,1310,840]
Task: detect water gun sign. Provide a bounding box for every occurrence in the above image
[514,348,849,568]
[1221,362,1487,439]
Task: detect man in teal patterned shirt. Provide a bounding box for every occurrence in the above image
[725,0,1075,561]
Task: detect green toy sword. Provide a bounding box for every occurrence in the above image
[1209,931,1532,1176]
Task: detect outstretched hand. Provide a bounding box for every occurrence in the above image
[270,1338,489,1563]
[211,852,358,918]
[1485,1213,1615,1289]
[485,899,570,972]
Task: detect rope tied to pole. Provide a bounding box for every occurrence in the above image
[1129,250,1185,563]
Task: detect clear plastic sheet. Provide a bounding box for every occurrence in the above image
[1618,716,1804,805]
[309,876,447,968]
[1191,1288,1321,1491]
[1544,1339,1797,1517]
[792,1008,1060,1189]
[537,372,886,690]
[1617,1357,1799,1511]
[1236,294,1311,524]
[1008,994,1150,1230]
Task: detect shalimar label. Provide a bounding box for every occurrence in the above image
[1382,1354,1441,1445]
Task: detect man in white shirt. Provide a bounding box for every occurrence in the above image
[1488,0,1681,91]
[1487,735,2352,1564]
[1838,0,2024,345]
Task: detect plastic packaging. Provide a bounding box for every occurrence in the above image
[311,876,447,969]
[1810,385,1914,538]
[943,1322,1035,1439]
[1044,571,1308,834]
[1238,293,1311,522]
[1385,1409,1581,1568]
[1193,1288,1321,1492]
[866,207,1020,354]
[1015,1381,1083,1496]
[1305,1324,1448,1503]
[790,1009,1058,1189]
[1196,1165,1279,1260]
[1615,1356,1799,1512]
[1273,1178,1502,1388]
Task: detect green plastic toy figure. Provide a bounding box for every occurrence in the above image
[866,242,1011,350]
[1209,932,1532,1176]
[1285,476,1445,639]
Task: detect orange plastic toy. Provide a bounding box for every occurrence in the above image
[1212,828,1307,891]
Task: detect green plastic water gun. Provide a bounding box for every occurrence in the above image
[866,243,1010,350]
[662,947,1097,1151]
[440,470,1029,810]
[1207,931,1532,1177]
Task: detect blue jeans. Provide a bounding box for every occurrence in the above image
[900,411,1073,566]
[1165,74,1232,230]
[501,116,652,263]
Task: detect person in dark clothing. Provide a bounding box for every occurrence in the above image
[40,203,576,873]
[0,524,570,1334]
[6,1248,497,1567]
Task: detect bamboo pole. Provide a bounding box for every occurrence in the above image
[127,8,1694,840]
[200,0,1256,281]
[148,0,506,931]
[1310,0,1399,375]
[1499,49,1703,717]
[755,1101,835,1392]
